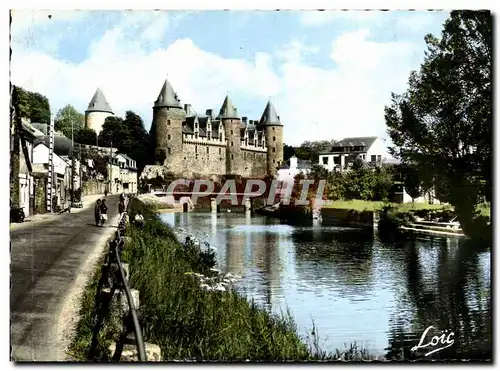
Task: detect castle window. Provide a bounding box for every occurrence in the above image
[196,154,198,159]
[273,148,276,153]
[273,159,276,163]
[208,132,211,140]
[273,136,276,142]
[167,134,171,140]
[245,139,248,146]
[168,148,171,154]
[219,133,223,141]
[206,146,209,153]
[195,145,198,153]
[219,148,221,155]
[231,154,234,159]
[167,120,171,126]
[244,152,246,159]
[273,127,275,131]
[231,142,234,147]
[231,130,233,135]
[195,133,198,139]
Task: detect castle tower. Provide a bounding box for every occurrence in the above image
[259,101,284,175]
[85,88,114,135]
[150,78,185,171]
[218,95,241,175]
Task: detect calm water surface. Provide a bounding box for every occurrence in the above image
[160,212,491,360]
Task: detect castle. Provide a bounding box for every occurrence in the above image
[149,78,284,178]
[85,78,284,179]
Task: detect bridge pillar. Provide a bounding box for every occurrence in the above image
[244,198,252,212]
[211,198,217,213]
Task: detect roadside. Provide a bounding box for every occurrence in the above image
[10,194,121,361]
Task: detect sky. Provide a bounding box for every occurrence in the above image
[10,9,450,146]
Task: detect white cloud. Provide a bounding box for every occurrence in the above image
[276,40,319,64]
[299,10,382,27]
[11,12,427,148]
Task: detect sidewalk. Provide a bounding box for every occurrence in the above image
[10,193,108,231]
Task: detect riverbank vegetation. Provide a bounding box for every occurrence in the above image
[384,10,492,238]
[119,199,374,361]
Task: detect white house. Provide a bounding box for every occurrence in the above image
[277,156,312,186]
[15,121,39,217]
[32,142,78,209]
[318,136,392,172]
[108,153,138,194]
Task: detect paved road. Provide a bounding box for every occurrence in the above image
[10,195,121,361]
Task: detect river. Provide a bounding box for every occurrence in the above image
[160,211,491,360]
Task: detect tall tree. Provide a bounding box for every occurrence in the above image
[98,111,151,172]
[399,164,422,204]
[384,10,492,235]
[12,85,51,123]
[55,104,85,138]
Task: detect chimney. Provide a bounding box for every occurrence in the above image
[290,156,298,169]
[206,109,213,118]
[184,104,192,116]
[242,116,248,124]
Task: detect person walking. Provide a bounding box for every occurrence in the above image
[99,199,108,226]
[104,189,108,197]
[118,198,126,219]
[94,199,101,226]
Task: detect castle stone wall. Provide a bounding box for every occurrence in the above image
[239,149,268,178]
[265,125,284,176]
[224,119,242,175]
[178,142,227,177]
[154,107,185,172]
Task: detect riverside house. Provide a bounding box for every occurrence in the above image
[318,136,393,172]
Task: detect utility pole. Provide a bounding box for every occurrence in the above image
[47,116,55,213]
[71,120,75,204]
[109,140,113,194]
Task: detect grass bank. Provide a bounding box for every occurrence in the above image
[322,199,491,218]
[322,199,450,212]
[124,198,374,361]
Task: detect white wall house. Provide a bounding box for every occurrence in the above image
[32,143,77,208]
[318,137,392,172]
[108,153,138,194]
[277,156,312,187]
[15,121,39,217]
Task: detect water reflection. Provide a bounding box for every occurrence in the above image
[160,212,491,360]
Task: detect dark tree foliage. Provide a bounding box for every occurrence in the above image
[294,140,335,162]
[384,10,492,236]
[98,111,151,173]
[283,144,296,162]
[75,127,98,146]
[12,85,51,123]
[398,164,422,203]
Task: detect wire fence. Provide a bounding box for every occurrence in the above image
[88,197,147,361]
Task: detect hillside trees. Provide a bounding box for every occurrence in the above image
[98,111,151,172]
[384,10,492,235]
[55,104,85,138]
[12,85,51,123]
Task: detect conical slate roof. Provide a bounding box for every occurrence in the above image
[154,78,182,108]
[86,88,114,114]
[259,101,282,126]
[218,95,239,119]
